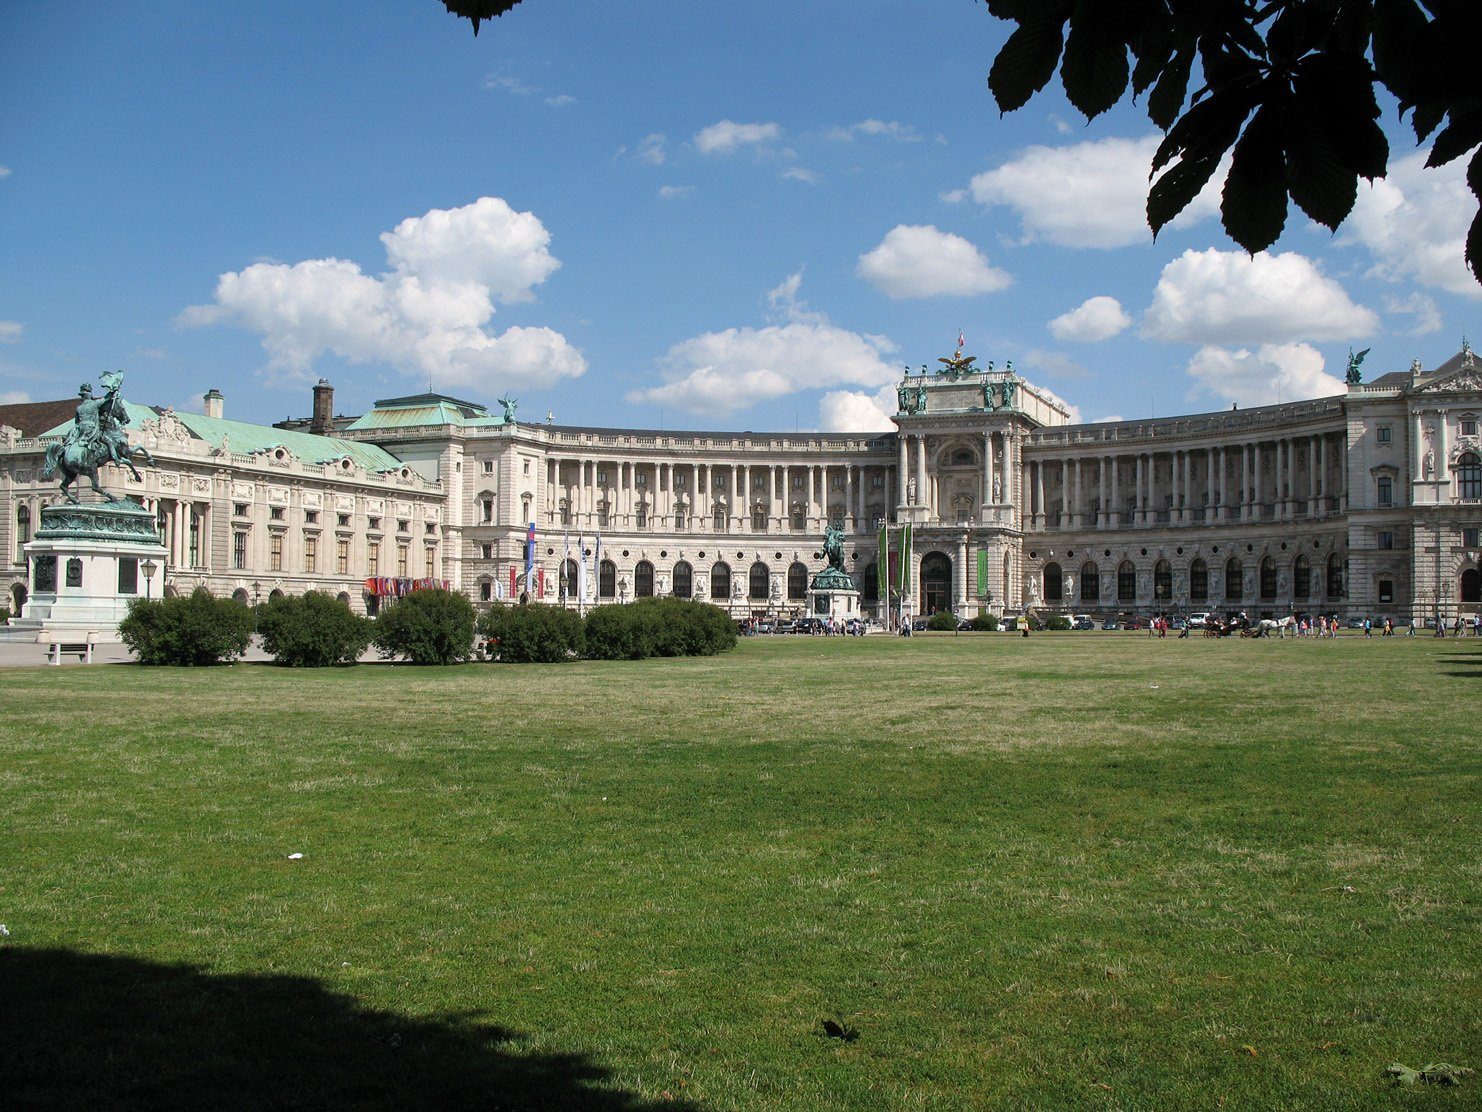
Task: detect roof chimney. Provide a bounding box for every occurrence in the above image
[203,388,224,420]
[311,379,334,434]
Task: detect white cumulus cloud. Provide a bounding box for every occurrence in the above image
[1185,343,1345,408]
[628,275,898,418]
[1383,291,1443,335]
[694,120,781,155]
[826,119,921,143]
[1342,149,1482,299]
[969,134,1224,248]
[856,225,1011,299]
[0,320,22,343]
[634,133,666,166]
[0,389,30,404]
[819,386,898,433]
[1048,296,1130,342]
[179,196,585,391]
[1142,249,1377,345]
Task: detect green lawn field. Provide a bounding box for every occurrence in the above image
[2,633,1478,1110]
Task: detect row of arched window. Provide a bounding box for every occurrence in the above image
[554,559,822,601]
[1043,553,1346,603]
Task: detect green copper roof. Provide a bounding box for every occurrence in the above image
[42,400,409,474]
[344,392,505,431]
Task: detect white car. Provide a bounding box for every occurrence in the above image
[1187,612,1213,628]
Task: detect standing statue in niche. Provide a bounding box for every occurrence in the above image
[42,370,155,502]
[992,474,1002,503]
[906,477,918,504]
[1423,450,1435,478]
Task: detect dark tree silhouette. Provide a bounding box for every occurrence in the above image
[986,1,1482,286]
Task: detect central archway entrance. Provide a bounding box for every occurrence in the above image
[920,551,951,615]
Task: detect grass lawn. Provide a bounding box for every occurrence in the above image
[2,632,1479,1110]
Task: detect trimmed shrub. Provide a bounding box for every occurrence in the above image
[258,591,373,667]
[120,587,253,666]
[1044,614,1072,631]
[968,612,999,631]
[479,603,585,663]
[372,587,476,664]
[927,610,959,631]
[584,598,737,660]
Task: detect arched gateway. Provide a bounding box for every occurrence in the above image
[920,552,951,615]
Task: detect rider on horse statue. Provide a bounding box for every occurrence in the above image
[41,370,153,502]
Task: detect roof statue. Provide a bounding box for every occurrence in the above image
[497,394,518,424]
[40,370,155,503]
[1346,347,1370,385]
[936,341,979,379]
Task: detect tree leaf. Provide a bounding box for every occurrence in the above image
[1286,98,1360,231]
[1148,150,1224,239]
[1062,0,1131,119]
[1147,46,1195,130]
[1426,108,1482,168]
[988,13,1072,113]
[1466,203,1482,289]
[1222,99,1289,252]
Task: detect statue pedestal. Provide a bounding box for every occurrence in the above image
[808,567,860,621]
[15,502,168,642]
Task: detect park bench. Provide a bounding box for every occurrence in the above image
[38,630,99,665]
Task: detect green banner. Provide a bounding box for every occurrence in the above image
[899,524,912,596]
[877,523,887,602]
[977,548,990,598]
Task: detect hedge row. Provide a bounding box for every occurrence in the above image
[118,588,734,667]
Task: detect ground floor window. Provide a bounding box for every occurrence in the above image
[635,560,654,597]
[1043,562,1062,602]
[1190,559,1207,601]
[1117,561,1135,602]
[787,562,808,600]
[600,559,616,598]
[1462,567,1481,603]
[1225,558,1243,601]
[1080,563,1099,602]
[712,562,731,600]
[749,562,770,599]
[673,561,693,599]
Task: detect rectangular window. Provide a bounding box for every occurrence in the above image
[368,516,381,531]
[1377,425,1392,444]
[337,513,350,527]
[188,512,201,567]
[480,581,492,601]
[336,539,349,575]
[481,543,493,559]
[636,507,648,528]
[304,536,317,573]
[483,460,494,474]
[1377,476,1393,507]
[1378,530,1393,550]
[1463,527,1479,547]
[398,520,410,534]
[269,533,283,572]
[1378,579,1393,603]
[596,469,608,484]
[425,546,436,576]
[305,510,319,524]
[425,522,436,535]
[1463,418,1477,437]
[270,506,284,520]
[397,544,408,577]
[233,531,247,569]
[481,499,493,524]
[636,472,647,487]
[233,503,248,517]
[368,542,380,576]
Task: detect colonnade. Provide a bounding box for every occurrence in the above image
[1024,432,1346,530]
[545,457,899,533]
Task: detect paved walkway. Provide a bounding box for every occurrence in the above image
[0,637,386,668]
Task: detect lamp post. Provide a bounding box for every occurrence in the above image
[141,559,158,600]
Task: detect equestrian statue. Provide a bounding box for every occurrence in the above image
[41,370,155,503]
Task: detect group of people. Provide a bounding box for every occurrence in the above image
[1364,614,1482,637]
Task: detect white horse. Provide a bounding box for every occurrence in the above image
[1258,616,1297,638]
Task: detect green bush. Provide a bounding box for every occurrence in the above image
[479,603,585,663]
[584,598,737,660]
[927,610,959,631]
[968,612,999,631]
[372,587,476,664]
[120,587,253,666]
[1044,614,1072,631]
[258,591,373,667]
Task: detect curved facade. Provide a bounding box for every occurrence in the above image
[4,347,1481,625]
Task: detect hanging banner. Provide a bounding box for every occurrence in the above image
[877,523,888,601]
[977,549,990,598]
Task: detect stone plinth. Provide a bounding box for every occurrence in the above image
[809,566,860,620]
[16,502,169,641]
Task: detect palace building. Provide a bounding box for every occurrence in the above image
[3,346,1480,625]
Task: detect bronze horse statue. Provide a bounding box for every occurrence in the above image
[40,371,155,503]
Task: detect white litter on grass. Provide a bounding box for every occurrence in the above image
[1149,684,1160,689]
[288,852,304,860]
[0,924,9,937]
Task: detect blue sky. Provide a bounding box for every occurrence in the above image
[2,1,1478,432]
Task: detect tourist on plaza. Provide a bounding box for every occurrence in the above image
[1363,618,1373,637]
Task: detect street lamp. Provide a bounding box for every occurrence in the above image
[141,559,158,600]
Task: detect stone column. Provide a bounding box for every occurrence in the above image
[982,433,992,505]
[1060,460,1070,526]
[806,464,816,526]
[1253,442,1263,516]
[1034,460,1045,527]
[897,436,909,509]
[1135,455,1146,525]
[1437,409,1449,492]
[1109,456,1120,527]
[915,435,928,507]
[956,535,969,611]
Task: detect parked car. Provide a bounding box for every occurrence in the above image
[1101,618,1120,630]
[1187,612,1213,629]
[1071,614,1095,630]
[1122,616,1150,630]
[795,617,825,634]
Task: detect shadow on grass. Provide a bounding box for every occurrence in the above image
[0,947,698,1112]
[1435,651,1482,678]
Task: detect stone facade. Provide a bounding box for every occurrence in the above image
[3,348,1480,625]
